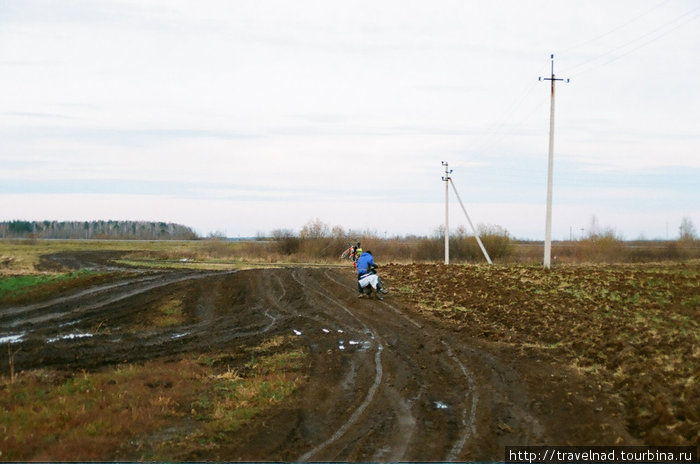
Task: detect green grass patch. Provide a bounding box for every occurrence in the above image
[0,269,96,303]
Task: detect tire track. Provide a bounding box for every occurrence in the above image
[316,271,445,460]
[382,294,479,461]
[4,270,288,370]
[298,344,383,461]
[441,340,479,461]
[1,274,164,318]
[322,270,424,330]
[322,268,479,461]
[3,255,641,460]
[7,271,235,329]
[291,270,385,461]
[159,270,287,347]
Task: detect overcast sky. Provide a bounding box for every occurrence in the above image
[1,0,699,240]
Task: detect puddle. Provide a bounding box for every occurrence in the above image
[171,332,190,339]
[346,340,372,351]
[322,328,330,333]
[292,329,303,336]
[337,329,344,333]
[0,333,24,344]
[58,320,80,328]
[47,333,93,343]
[434,401,449,410]
[338,340,345,350]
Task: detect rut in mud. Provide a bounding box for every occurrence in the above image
[1,252,638,461]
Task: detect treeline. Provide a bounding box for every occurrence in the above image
[256,218,516,263]
[0,220,198,240]
[242,218,698,264]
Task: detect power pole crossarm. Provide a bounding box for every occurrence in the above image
[539,54,570,270]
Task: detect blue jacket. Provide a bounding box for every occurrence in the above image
[356,252,375,276]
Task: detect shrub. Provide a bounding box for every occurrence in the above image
[271,229,300,256]
[448,224,513,262]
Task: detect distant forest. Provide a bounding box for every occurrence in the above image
[0,220,198,240]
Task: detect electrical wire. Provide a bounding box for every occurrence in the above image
[567,3,700,77]
[461,3,699,169]
[598,7,700,68]
[458,61,549,161]
[561,0,672,55]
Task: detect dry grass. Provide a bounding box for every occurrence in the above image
[0,239,255,275]
[0,240,143,275]
[0,339,309,461]
[128,296,187,330]
[3,237,699,279]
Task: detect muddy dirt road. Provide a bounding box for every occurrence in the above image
[1,252,637,461]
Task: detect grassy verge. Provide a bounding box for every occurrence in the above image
[0,270,122,305]
[0,336,308,461]
[384,261,700,445]
[115,257,346,271]
[0,270,88,299]
[114,258,256,271]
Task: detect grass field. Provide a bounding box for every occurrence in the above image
[1,239,698,455]
[0,240,224,275]
[3,237,698,276]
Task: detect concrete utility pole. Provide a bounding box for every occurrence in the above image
[441,162,492,265]
[539,54,569,270]
[449,178,493,265]
[442,161,452,264]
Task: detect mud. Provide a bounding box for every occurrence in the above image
[0,252,640,461]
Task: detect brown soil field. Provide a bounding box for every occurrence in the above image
[382,262,699,448]
[1,252,697,461]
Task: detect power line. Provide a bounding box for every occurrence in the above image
[567,3,700,77]
[561,0,673,55]
[463,4,698,163]
[599,8,700,68]
[460,61,550,158]
[451,5,698,238]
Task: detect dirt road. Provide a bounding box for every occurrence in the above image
[1,252,637,461]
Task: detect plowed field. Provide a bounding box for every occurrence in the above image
[1,252,697,461]
[383,262,699,447]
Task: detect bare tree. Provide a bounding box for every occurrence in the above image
[679,217,697,241]
[300,218,330,239]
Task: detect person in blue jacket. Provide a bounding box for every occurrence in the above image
[355,249,374,276]
[356,250,388,298]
